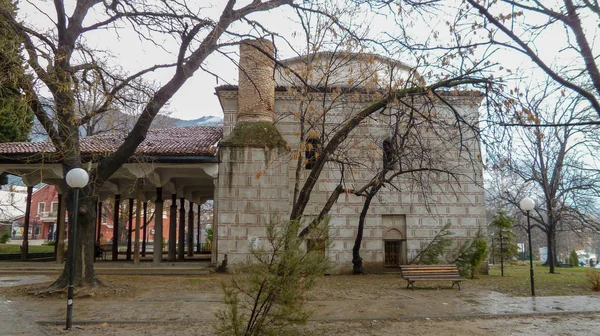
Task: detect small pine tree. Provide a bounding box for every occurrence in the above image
[215,217,330,336]
[454,230,489,279]
[489,210,518,276]
[410,222,453,264]
[570,250,579,267]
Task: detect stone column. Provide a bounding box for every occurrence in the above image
[142,201,147,257]
[177,197,185,261]
[126,198,133,261]
[196,203,201,253]
[153,188,163,265]
[96,201,102,244]
[187,201,194,257]
[212,179,218,265]
[54,193,63,262]
[168,194,177,261]
[112,194,121,261]
[133,185,142,265]
[21,186,33,261]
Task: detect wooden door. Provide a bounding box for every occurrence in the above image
[384,240,400,267]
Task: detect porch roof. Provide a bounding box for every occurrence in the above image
[0,126,223,163]
[0,126,223,203]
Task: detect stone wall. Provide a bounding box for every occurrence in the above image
[216,146,289,264]
[216,46,486,273]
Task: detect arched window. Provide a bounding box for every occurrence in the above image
[383,138,396,170]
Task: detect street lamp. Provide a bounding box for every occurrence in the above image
[65,168,89,330]
[520,197,536,297]
[490,232,495,265]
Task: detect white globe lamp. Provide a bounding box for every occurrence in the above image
[519,197,535,211]
[66,168,89,188]
[520,196,536,297]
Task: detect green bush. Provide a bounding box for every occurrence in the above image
[410,222,453,264]
[454,229,488,279]
[570,250,579,267]
[0,232,10,244]
[215,218,329,336]
[46,240,56,246]
[206,225,213,243]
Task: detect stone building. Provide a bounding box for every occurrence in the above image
[215,40,486,273]
[0,40,485,271]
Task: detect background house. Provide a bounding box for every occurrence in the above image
[0,184,27,238]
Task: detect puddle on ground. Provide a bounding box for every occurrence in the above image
[473,291,600,315]
[0,275,52,287]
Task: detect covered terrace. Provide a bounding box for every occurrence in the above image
[0,125,222,264]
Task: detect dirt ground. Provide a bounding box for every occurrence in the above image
[2,273,600,335]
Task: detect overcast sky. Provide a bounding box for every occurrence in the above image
[17,1,576,122]
[18,1,314,120]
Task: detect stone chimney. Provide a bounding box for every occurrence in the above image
[237,39,275,123]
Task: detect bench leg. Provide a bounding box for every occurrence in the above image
[452,281,461,290]
[407,281,415,290]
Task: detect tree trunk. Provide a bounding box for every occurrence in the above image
[547,226,556,274]
[49,186,101,289]
[352,194,374,274]
[499,230,504,277]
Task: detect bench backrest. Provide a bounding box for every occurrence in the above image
[399,265,460,277]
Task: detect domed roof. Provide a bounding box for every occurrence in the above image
[274,52,423,89]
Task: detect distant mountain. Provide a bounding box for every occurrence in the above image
[174,115,223,127]
[28,112,223,142]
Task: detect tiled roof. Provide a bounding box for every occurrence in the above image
[0,126,223,157]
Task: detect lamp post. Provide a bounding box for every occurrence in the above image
[520,197,536,297]
[490,232,495,265]
[65,168,89,330]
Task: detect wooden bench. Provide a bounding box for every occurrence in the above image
[399,265,464,290]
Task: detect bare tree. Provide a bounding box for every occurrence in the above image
[462,0,600,125]
[272,4,491,272]
[0,0,308,289]
[348,94,482,273]
[486,82,600,273]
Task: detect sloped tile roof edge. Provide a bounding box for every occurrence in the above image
[0,126,223,162]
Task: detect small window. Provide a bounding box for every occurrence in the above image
[38,202,46,215]
[305,138,321,169]
[51,202,59,214]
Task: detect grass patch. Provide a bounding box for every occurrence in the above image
[188,278,208,285]
[470,264,599,296]
[0,244,55,253]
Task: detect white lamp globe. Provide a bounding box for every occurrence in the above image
[66,168,89,188]
[520,197,535,211]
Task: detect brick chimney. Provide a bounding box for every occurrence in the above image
[237,39,275,123]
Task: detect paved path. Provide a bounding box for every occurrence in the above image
[0,295,49,336]
[0,260,212,276]
[3,268,600,334]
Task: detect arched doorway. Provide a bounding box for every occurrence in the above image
[383,228,407,267]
